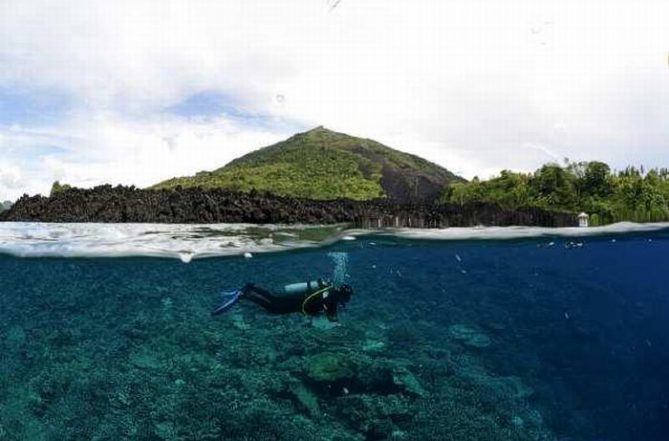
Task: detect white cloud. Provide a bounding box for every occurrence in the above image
[0,114,292,199]
[1,0,668,199]
[0,164,24,189]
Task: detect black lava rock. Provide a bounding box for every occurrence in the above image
[0,185,576,228]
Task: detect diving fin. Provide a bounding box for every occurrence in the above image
[211,289,242,315]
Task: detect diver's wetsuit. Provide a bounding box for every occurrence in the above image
[241,283,340,321]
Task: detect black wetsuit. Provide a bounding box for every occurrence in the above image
[241,283,340,321]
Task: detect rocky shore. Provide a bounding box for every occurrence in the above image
[0,185,576,227]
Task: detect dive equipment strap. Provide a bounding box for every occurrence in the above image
[301,284,333,315]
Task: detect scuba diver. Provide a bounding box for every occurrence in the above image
[211,279,353,322]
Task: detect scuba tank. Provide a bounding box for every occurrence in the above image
[284,279,328,295]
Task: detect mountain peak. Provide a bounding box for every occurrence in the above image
[300,126,339,137]
[153,129,465,202]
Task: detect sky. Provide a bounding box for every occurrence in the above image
[1,0,668,200]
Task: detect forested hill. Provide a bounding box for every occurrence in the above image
[441,161,669,225]
[153,127,465,203]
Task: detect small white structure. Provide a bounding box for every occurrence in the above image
[578,212,589,228]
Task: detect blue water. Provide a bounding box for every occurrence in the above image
[1,230,668,440]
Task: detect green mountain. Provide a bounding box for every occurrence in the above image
[153,127,464,202]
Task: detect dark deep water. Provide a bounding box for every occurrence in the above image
[1,230,668,440]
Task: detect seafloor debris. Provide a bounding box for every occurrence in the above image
[448,324,492,349]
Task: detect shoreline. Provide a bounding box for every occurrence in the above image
[0,184,576,228]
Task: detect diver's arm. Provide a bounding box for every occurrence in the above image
[324,302,338,322]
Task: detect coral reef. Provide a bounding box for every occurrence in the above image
[4,232,666,440]
[0,250,557,441]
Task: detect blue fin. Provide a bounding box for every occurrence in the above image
[211,289,242,315]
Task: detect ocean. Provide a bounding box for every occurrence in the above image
[0,222,668,441]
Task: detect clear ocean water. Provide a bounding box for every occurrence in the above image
[0,223,668,441]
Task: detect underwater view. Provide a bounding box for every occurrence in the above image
[1,222,668,441]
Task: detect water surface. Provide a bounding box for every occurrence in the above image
[0,223,667,440]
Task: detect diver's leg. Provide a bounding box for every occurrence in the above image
[241,284,281,313]
[241,284,302,314]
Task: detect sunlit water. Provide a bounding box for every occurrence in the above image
[0,222,668,440]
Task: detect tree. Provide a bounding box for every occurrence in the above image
[439,160,669,224]
[582,161,612,197]
[530,163,577,209]
[50,181,72,196]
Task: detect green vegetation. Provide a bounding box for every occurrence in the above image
[50,181,72,196]
[157,147,384,200]
[441,160,669,225]
[0,200,11,212]
[153,127,463,201]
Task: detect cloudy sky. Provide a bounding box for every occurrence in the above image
[1,0,668,200]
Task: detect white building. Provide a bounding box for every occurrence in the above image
[578,212,589,228]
